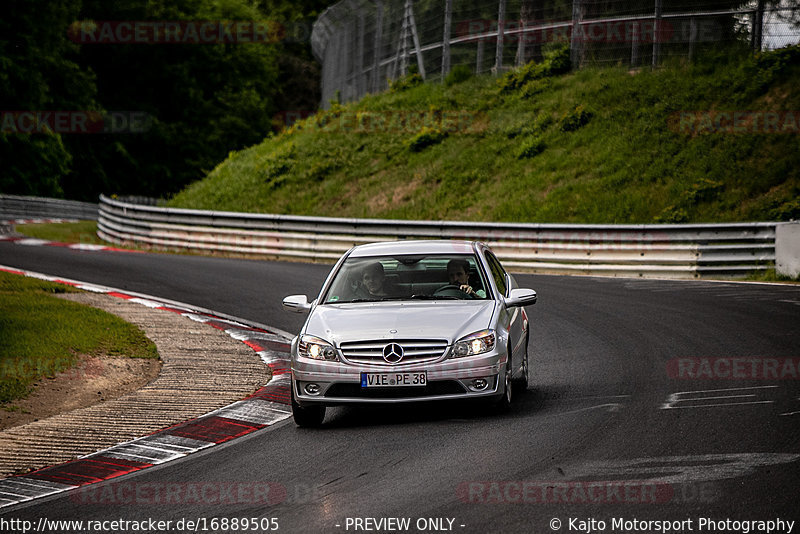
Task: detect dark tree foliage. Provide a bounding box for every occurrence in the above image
[0,0,96,197]
[1,0,335,200]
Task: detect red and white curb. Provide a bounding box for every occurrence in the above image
[0,265,294,509]
[0,218,80,225]
[0,234,138,253]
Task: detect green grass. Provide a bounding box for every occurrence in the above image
[16,220,105,245]
[744,268,800,284]
[169,45,800,224]
[0,271,159,404]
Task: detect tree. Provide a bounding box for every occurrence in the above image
[0,0,97,197]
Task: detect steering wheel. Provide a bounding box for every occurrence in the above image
[432,284,471,299]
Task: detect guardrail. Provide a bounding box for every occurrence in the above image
[0,194,98,221]
[97,195,777,279]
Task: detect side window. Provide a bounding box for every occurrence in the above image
[485,253,508,297]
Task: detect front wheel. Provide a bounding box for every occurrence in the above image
[494,360,514,413]
[291,386,325,427]
[513,332,529,390]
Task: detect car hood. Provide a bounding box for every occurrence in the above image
[305,301,496,345]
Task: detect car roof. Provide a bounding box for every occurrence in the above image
[347,240,480,258]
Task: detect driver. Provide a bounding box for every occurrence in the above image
[360,262,392,297]
[446,259,486,298]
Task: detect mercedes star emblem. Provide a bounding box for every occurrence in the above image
[382,343,404,364]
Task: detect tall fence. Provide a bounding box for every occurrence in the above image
[97,195,780,279]
[312,0,800,105]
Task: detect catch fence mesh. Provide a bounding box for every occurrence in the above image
[311,0,800,106]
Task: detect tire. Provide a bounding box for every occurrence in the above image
[512,331,529,391]
[291,386,325,427]
[494,357,514,413]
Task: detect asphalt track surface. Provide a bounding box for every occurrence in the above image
[1,241,799,533]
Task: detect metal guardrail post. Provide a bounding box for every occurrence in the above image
[776,222,800,278]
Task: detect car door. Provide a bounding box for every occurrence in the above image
[484,251,526,377]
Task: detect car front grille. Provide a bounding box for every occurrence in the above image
[339,339,449,366]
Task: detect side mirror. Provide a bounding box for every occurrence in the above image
[505,288,537,308]
[283,294,312,313]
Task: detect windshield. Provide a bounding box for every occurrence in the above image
[322,253,491,303]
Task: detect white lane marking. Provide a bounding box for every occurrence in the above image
[213,400,293,425]
[15,238,51,246]
[558,453,800,484]
[556,403,625,416]
[183,313,210,323]
[780,397,800,416]
[68,244,108,251]
[661,385,779,410]
[128,297,165,308]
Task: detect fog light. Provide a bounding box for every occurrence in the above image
[304,383,321,395]
[472,378,488,390]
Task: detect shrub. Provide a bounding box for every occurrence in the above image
[498,44,571,93]
[445,65,473,87]
[560,105,593,132]
[406,126,447,152]
[389,66,424,93]
[521,78,552,99]
[655,205,689,223]
[517,136,546,159]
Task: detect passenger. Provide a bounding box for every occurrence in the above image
[446,259,486,298]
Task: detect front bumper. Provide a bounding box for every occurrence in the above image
[291,352,505,406]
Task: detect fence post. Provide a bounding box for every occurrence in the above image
[442,0,452,78]
[408,0,426,78]
[570,0,582,68]
[372,0,384,93]
[752,0,765,52]
[516,1,532,67]
[652,0,663,68]
[344,19,354,101]
[494,0,507,74]
[356,13,365,96]
[631,20,640,66]
[688,17,697,61]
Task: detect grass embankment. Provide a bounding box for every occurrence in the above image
[16,220,105,245]
[169,46,800,224]
[0,271,158,404]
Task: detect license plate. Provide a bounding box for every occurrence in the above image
[360,372,427,388]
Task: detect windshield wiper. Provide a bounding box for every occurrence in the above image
[408,294,460,300]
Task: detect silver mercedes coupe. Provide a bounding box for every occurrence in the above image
[282,240,537,426]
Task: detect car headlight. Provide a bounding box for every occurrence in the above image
[298,335,338,361]
[451,329,496,358]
